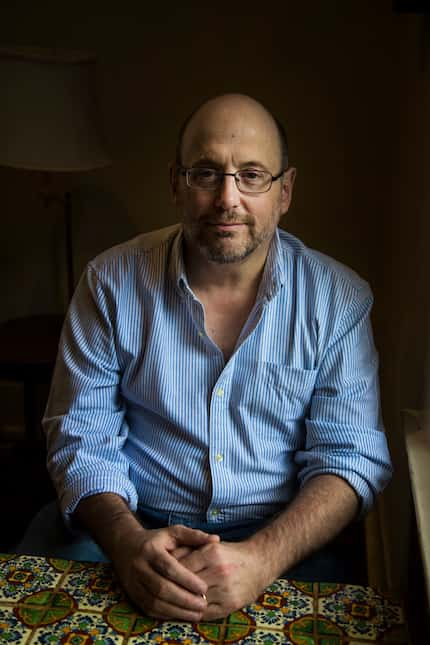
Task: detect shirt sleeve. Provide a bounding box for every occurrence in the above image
[43,264,139,526]
[294,282,393,518]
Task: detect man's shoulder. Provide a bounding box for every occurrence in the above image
[278,228,370,296]
[89,224,181,273]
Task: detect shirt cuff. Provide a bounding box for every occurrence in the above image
[296,424,393,518]
[59,472,139,529]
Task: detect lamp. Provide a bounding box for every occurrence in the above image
[0,46,110,302]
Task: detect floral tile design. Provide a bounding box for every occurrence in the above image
[47,558,87,574]
[287,614,345,643]
[104,599,158,637]
[227,631,291,644]
[128,620,216,644]
[0,553,409,644]
[0,555,62,602]
[242,579,313,629]
[60,561,124,610]
[318,583,408,641]
[0,605,32,644]
[31,610,124,645]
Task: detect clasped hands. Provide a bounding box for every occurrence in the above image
[114,524,269,622]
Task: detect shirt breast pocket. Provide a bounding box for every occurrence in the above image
[235,362,318,423]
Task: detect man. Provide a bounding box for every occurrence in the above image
[37,93,391,621]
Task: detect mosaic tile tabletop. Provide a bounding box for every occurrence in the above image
[0,553,409,644]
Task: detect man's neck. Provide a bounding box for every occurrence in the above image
[184,240,271,295]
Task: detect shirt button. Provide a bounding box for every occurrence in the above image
[198,330,204,337]
[216,388,224,397]
[210,509,219,517]
[215,453,223,463]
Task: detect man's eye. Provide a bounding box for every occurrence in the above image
[240,170,264,182]
[193,168,217,179]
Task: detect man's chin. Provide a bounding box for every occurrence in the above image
[201,241,257,264]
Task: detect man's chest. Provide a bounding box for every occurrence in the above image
[118,289,320,440]
[202,298,254,361]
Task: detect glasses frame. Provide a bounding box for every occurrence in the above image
[177,166,286,194]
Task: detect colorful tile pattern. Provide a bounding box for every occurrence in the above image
[0,554,409,644]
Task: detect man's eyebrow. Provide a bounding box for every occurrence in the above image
[191,157,221,167]
[189,158,270,170]
[238,160,269,170]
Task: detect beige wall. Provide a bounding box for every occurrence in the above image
[1,2,429,593]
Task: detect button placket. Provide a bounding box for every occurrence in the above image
[207,371,230,522]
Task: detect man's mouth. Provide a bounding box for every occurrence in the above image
[208,222,246,235]
[207,219,247,227]
[212,222,243,226]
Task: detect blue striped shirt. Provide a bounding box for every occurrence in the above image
[43,224,392,525]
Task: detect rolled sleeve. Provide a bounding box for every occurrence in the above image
[295,284,393,517]
[43,265,138,526]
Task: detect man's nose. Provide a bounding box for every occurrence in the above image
[214,174,241,209]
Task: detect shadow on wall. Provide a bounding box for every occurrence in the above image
[1,169,139,321]
[63,183,139,296]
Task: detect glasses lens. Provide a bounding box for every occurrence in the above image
[237,170,271,193]
[188,168,220,190]
[185,167,273,193]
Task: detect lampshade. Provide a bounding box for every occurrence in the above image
[0,46,110,171]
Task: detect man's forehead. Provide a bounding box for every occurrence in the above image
[185,122,261,150]
[185,97,275,137]
[181,101,280,166]
[185,137,272,168]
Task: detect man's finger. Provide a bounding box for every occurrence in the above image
[170,534,220,561]
[169,525,220,547]
[176,548,209,575]
[135,571,207,615]
[136,583,206,622]
[148,550,209,596]
[171,545,194,560]
[202,603,226,621]
[177,540,222,575]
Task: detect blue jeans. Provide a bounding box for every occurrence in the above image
[15,501,356,583]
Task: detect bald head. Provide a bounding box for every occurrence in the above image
[176,93,288,172]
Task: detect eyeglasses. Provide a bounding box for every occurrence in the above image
[178,166,285,194]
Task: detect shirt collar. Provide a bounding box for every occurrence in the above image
[256,228,286,302]
[169,226,193,298]
[169,225,285,301]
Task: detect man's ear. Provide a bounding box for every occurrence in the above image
[280,166,296,214]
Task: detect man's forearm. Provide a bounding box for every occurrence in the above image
[246,474,359,584]
[74,493,146,559]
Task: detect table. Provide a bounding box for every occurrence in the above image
[0,553,409,644]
